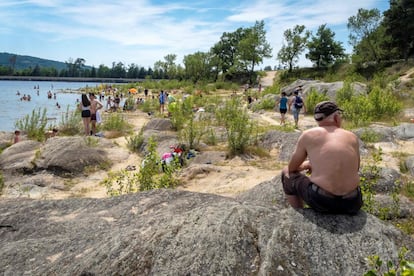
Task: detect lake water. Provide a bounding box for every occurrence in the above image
[0,80,107,132]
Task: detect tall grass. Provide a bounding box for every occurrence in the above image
[58,106,81,135]
[15,108,48,141]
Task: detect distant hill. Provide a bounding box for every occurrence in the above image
[0,52,74,71]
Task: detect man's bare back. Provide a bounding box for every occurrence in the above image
[298,126,360,195]
[282,101,363,213]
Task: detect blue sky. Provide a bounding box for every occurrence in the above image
[0,0,389,69]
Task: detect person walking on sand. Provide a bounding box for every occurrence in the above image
[278,92,288,125]
[289,87,306,128]
[89,93,103,135]
[281,101,362,214]
[78,94,91,136]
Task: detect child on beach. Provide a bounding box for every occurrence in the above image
[13,130,21,144]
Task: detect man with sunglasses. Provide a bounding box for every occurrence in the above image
[281,101,363,214]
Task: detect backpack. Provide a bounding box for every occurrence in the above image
[294,96,303,109]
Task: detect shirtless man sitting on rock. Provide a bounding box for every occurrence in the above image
[281,101,363,214]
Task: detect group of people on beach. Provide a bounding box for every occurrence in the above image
[78,93,103,136]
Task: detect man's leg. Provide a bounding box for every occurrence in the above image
[281,167,304,208]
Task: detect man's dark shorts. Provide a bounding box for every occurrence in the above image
[281,172,363,215]
[91,113,97,121]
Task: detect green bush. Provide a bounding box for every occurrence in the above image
[251,97,276,111]
[100,113,132,134]
[305,88,330,114]
[336,81,402,128]
[123,96,136,111]
[58,106,81,135]
[126,128,144,153]
[216,98,256,156]
[179,113,208,150]
[15,108,48,141]
[168,97,194,131]
[103,170,139,196]
[359,129,382,144]
[364,247,414,276]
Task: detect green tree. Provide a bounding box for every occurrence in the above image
[236,20,272,84]
[277,25,310,72]
[97,64,111,78]
[347,8,384,63]
[210,29,244,76]
[154,54,178,79]
[383,0,414,61]
[183,51,213,83]
[111,61,126,78]
[306,24,346,68]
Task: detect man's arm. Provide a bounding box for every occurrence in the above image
[288,134,308,173]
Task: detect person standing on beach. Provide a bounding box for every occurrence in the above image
[159,90,166,114]
[278,92,288,125]
[78,94,91,136]
[89,93,103,135]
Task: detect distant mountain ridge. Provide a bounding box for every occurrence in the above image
[0,52,88,71]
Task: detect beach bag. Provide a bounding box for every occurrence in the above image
[294,96,303,109]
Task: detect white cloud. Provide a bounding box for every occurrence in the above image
[0,0,388,68]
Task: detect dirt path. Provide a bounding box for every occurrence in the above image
[260,71,277,87]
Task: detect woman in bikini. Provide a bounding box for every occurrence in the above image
[78,94,91,135]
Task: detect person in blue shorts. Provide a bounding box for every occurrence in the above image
[278,92,288,125]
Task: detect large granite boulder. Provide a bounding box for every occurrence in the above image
[0,140,42,173]
[281,80,367,99]
[258,130,300,162]
[1,178,413,275]
[34,136,110,176]
[393,123,414,140]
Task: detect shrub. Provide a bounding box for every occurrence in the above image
[168,96,194,131]
[58,106,81,135]
[364,247,414,276]
[305,88,330,114]
[100,112,132,134]
[360,148,382,214]
[336,81,402,128]
[359,129,382,144]
[123,96,136,111]
[15,108,48,141]
[103,170,139,196]
[251,97,276,111]
[216,98,256,156]
[179,113,209,150]
[126,127,144,153]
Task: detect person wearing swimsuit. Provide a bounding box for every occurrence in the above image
[89,93,103,135]
[79,94,91,136]
[281,101,362,214]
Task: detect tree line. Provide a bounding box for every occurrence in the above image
[1,0,413,83]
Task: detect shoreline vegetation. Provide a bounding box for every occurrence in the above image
[0,75,146,83]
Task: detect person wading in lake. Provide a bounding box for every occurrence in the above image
[78,94,91,136]
[281,101,362,214]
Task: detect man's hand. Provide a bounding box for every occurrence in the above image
[298,160,312,174]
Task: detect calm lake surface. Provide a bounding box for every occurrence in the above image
[0,80,107,132]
